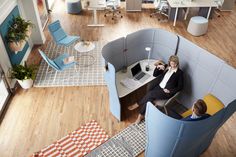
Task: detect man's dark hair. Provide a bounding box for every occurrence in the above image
[193,99,207,116]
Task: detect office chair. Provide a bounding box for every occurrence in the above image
[214,0,224,17]
[150,0,169,21]
[104,0,123,20]
[153,92,180,115]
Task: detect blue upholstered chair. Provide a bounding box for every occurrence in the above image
[48,20,80,47]
[38,49,77,83]
[145,100,236,157]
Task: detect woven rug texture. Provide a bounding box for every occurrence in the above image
[33,120,109,157]
[85,121,146,157]
[34,41,106,87]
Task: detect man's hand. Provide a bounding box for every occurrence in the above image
[163,88,170,93]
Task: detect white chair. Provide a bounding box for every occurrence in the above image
[150,0,169,20]
[104,0,123,20]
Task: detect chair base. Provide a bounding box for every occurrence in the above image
[214,9,221,17]
[150,11,168,22]
[104,9,123,20]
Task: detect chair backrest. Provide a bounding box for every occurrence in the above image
[106,0,120,9]
[215,0,224,7]
[154,0,167,9]
[153,91,180,115]
[38,49,60,71]
[181,94,225,118]
[154,0,160,8]
[48,20,67,43]
[203,94,224,115]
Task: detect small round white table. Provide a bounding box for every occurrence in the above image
[74,41,96,67]
[74,41,95,53]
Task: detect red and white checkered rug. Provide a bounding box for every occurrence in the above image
[33,120,109,157]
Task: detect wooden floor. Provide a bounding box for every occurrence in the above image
[0,1,236,157]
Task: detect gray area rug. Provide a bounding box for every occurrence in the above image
[85,121,146,157]
[34,41,106,87]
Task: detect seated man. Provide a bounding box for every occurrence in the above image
[128,55,184,124]
[182,99,210,121]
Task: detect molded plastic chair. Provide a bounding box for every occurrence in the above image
[48,20,80,46]
[38,49,77,83]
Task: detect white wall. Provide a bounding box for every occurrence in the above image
[18,0,46,44]
[0,0,18,87]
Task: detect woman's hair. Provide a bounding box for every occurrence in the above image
[168,55,179,67]
[193,99,207,116]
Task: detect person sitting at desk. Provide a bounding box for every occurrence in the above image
[182,99,210,121]
[128,55,184,124]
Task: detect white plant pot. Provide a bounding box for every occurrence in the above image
[17,79,33,89]
[9,40,26,53]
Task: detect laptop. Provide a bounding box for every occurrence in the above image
[131,63,149,80]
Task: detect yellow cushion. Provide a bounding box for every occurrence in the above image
[181,109,192,118]
[203,94,224,115]
[181,94,225,118]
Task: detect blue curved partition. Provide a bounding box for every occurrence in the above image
[104,63,121,121]
[102,37,126,72]
[145,100,236,157]
[152,29,179,62]
[102,29,236,155]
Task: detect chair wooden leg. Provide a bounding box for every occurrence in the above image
[74,64,77,73]
[46,64,50,73]
[66,46,70,55]
[53,71,57,84]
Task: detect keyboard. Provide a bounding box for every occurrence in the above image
[135,72,146,80]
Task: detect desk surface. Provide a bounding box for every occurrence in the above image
[116,59,156,98]
[167,0,217,8]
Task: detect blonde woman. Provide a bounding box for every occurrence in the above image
[129,55,184,124]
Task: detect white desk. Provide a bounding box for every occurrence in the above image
[87,0,106,27]
[167,0,218,26]
[116,59,156,98]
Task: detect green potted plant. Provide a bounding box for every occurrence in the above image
[6,16,34,53]
[9,62,37,89]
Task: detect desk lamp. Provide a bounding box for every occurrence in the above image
[145,47,151,71]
